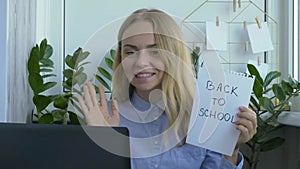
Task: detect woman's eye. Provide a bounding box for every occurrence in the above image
[149,50,159,55]
[125,51,136,56]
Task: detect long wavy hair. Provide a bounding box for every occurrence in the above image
[112,9,196,143]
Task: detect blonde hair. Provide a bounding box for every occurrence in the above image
[112,9,196,143]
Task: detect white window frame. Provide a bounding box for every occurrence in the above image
[293,0,299,80]
[0,0,8,122]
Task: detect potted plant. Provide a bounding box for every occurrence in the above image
[27,38,89,124]
[242,64,300,169]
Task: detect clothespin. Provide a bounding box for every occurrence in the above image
[233,0,237,12]
[243,21,247,31]
[193,42,196,50]
[257,56,261,66]
[255,16,262,29]
[216,16,220,27]
[238,0,241,8]
[245,41,249,52]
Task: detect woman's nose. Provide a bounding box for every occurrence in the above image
[135,50,150,67]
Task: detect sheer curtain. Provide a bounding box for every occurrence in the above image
[7,0,37,122]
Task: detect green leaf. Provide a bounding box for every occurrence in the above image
[257,116,267,129]
[40,58,54,67]
[68,111,81,125]
[29,73,44,94]
[110,49,116,60]
[74,73,87,85]
[272,84,286,101]
[76,51,90,65]
[247,64,263,86]
[264,71,281,87]
[74,67,84,76]
[39,113,54,124]
[63,69,74,79]
[43,45,53,59]
[281,80,294,94]
[248,64,263,99]
[63,81,72,90]
[43,82,57,91]
[259,97,275,114]
[33,95,52,112]
[52,110,66,120]
[257,136,272,144]
[53,96,68,109]
[28,46,40,74]
[39,39,47,58]
[250,95,260,111]
[98,67,112,81]
[77,61,91,68]
[105,57,114,70]
[66,55,75,69]
[40,68,53,72]
[95,74,111,91]
[42,74,56,78]
[253,80,263,99]
[288,75,298,88]
[260,137,285,152]
[66,78,74,87]
[72,48,82,68]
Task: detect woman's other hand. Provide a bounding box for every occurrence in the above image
[225,106,257,164]
[77,81,120,126]
[235,106,257,146]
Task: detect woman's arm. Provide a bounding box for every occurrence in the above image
[225,106,257,165]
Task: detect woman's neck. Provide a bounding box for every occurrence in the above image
[136,89,163,103]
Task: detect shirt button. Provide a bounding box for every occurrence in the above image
[154,164,159,168]
[154,141,159,145]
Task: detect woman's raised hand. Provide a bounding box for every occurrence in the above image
[77,81,120,126]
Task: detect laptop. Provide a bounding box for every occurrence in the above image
[0,123,131,169]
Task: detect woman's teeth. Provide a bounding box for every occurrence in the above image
[135,73,153,78]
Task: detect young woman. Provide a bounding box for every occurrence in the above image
[78,8,257,169]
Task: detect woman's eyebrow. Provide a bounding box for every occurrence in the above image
[123,44,157,50]
[146,44,157,48]
[123,44,138,50]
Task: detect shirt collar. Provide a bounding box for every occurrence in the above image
[131,91,165,112]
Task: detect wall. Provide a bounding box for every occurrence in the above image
[0,0,8,122]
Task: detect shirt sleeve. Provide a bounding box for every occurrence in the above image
[220,152,244,169]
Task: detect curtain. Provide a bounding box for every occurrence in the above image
[7,0,37,123]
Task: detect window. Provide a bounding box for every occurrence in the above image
[293,0,299,80]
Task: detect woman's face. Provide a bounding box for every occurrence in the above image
[120,21,165,98]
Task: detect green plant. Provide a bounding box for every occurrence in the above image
[243,64,300,169]
[96,49,116,92]
[27,38,88,124]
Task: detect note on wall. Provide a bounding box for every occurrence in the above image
[247,22,274,54]
[186,65,254,156]
[206,21,228,51]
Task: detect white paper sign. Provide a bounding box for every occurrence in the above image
[247,22,274,54]
[186,66,254,156]
[206,21,228,51]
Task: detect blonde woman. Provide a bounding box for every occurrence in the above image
[78,9,257,169]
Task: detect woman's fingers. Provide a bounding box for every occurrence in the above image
[77,81,120,126]
[77,95,89,115]
[87,81,98,107]
[83,85,93,109]
[111,100,120,118]
[98,84,108,110]
[237,107,257,130]
[236,106,257,143]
